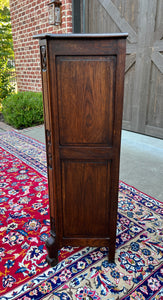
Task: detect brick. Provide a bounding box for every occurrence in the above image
[10,0,72,92]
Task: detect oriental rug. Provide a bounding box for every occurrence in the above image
[0,131,162,300]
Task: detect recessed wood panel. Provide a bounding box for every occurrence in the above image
[56,56,116,146]
[62,160,110,237]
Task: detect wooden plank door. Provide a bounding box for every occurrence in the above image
[81,0,163,139]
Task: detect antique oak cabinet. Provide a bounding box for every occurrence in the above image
[35,33,127,266]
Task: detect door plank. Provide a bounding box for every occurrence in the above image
[99,0,137,43]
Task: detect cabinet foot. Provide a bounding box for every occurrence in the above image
[46,255,58,267]
[45,231,58,267]
[108,246,116,263]
[108,257,115,263]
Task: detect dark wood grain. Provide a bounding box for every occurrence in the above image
[57,56,115,146]
[36,34,127,265]
[62,160,110,237]
[59,146,114,160]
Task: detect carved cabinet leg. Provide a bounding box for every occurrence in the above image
[46,231,58,267]
[108,240,116,263]
[44,128,58,266]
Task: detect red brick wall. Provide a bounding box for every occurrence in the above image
[10,0,72,92]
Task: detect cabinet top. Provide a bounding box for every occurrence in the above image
[33,33,128,40]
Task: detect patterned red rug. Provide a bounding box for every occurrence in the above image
[0,131,162,300]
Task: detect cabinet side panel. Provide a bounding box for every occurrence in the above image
[62,160,111,238]
[40,41,56,226]
[56,56,116,146]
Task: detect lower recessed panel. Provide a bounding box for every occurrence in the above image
[62,160,110,238]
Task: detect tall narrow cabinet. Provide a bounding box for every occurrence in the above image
[35,33,127,266]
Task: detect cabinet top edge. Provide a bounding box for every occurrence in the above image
[33,33,128,40]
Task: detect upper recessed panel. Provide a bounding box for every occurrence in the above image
[56,56,116,145]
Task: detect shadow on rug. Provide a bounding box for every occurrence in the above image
[0,131,162,300]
